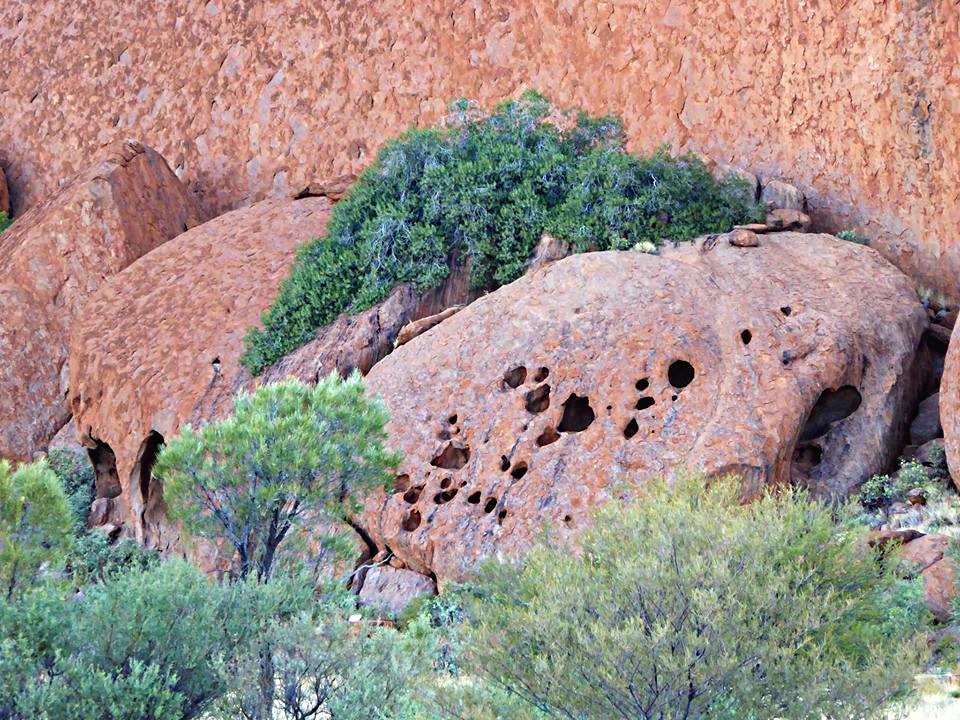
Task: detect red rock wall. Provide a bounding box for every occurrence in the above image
[1,1,958,295]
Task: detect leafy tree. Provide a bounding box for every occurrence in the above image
[0,560,306,720]
[47,447,95,534]
[155,374,399,583]
[216,594,434,720]
[0,459,73,599]
[242,92,763,373]
[456,475,927,720]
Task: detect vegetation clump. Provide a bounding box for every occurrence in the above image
[0,212,10,234]
[241,92,764,373]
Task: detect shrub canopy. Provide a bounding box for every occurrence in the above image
[454,475,928,720]
[242,92,763,373]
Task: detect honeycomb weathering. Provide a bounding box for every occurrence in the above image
[358,235,927,581]
[0,1,957,297]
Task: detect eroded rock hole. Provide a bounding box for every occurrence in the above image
[500,455,511,472]
[799,385,863,442]
[563,514,573,525]
[668,360,696,389]
[467,490,481,504]
[88,440,121,500]
[780,306,792,316]
[525,384,551,413]
[558,393,596,432]
[741,329,752,345]
[793,442,823,471]
[430,441,470,470]
[402,509,422,531]
[533,367,550,382]
[433,487,459,504]
[483,497,498,514]
[536,426,560,447]
[504,366,527,389]
[636,397,656,411]
[623,418,639,439]
[498,509,508,523]
[510,462,528,480]
[448,414,458,425]
[393,474,411,494]
[403,485,424,504]
[440,477,452,489]
[636,378,649,391]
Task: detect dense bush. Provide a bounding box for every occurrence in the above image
[452,475,927,719]
[241,92,764,373]
[0,212,10,234]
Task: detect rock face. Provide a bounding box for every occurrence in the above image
[357,234,926,581]
[0,140,199,461]
[1,2,958,298]
[68,197,332,546]
[896,533,957,622]
[910,392,942,445]
[943,339,960,485]
[0,165,8,216]
[357,565,435,616]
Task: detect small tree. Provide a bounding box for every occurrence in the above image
[0,459,73,599]
[457,475,927,720]
[155,374,400,583]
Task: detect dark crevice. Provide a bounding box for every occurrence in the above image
[510,462,528,480]
[525,384,551,413]
[503,366,527,389]
[623,418,639,439]
[668,360,696,389]
[741,329,752,345]
[533,367,550,382]
[636,397,656,411]
[799,385,863,442]
[88,439,121,500]
[403,485,424,504]
[636,377,649,391]
[402,509,422,531]
[536,426,560,447]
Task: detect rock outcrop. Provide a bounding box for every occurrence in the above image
[942,336,960,486]
[0,140,199,461]
[356,234,926,581]
[1,2,958,298]
[68,197,332,546]
[0,165,8,216]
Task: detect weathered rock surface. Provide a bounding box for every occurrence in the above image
[0,140,199,461]
[358,565,435,616]
[896,533,957,622]
[1,2,958,298]
[910,392,942,445]
[357,234,926,581]
[943,337,960,486]
[68,197,332,545]
[760,179,805,212]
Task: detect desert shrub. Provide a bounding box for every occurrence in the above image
[857,458,938,510]
[155,374,399,583]
[47,448,95,534]
[837,229,869,245]
[241,92,764,373]
[0,212,10,234]
[454,475,926,719]
[0,459,73,599]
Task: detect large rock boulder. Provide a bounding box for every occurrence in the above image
[941,335,960,486]
[356,234,927,581]
[68,197,332,547]
[0,140,199,461]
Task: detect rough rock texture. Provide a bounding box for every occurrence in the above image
[1,2,958,297]
[910,392,942,445]
[896,533,957,622]
[357,234,926,581]
[68,197,332,546]
[0,140,199,461]
[358,565,435,616]
[943,337,960,486]
[760,179,805,212]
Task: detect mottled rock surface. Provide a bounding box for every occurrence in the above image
[0,2,958,297]
[910,392,942,445]
[68,197,332,546]
[0,166,8,216]
[357,234,926,581]
[943,337,960,486]
[358,565,435,616]
[0,140,199,461]
[896,533,957,622]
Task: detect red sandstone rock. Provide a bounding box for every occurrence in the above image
[395,306,463,349]
[943,339,960,487]
[0,2,957,299]
[357,565,435,615]
[0,140,199,462]
[760,179,805,211]
[898,534,950,572]
[867,528,924,550]
[68,197,332,547]
[356,234,926,580]
[922,557,957,623]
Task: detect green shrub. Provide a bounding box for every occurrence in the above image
[47,448,95,535]
[454,474,926,719]
[837,229,869,244]
[241,92,764,373]
[0,212,10,234]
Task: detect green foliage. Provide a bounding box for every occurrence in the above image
[929,444,948,475]
[47,448,95,535]
[0,212,10,234]
[215,593,433,720]
[242,92,764,373]
[856,458,939,510]
[0,560,306,720]
[455,475,926,719]
[837,229,869,245]
[155,374,400,581]
[0,459,73,599]
[68,534,159,586]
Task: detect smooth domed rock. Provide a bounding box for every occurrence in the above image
[356,233,926,581]
[0,140,199,462]
[68,197,332,546]
[761,179,805,211]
